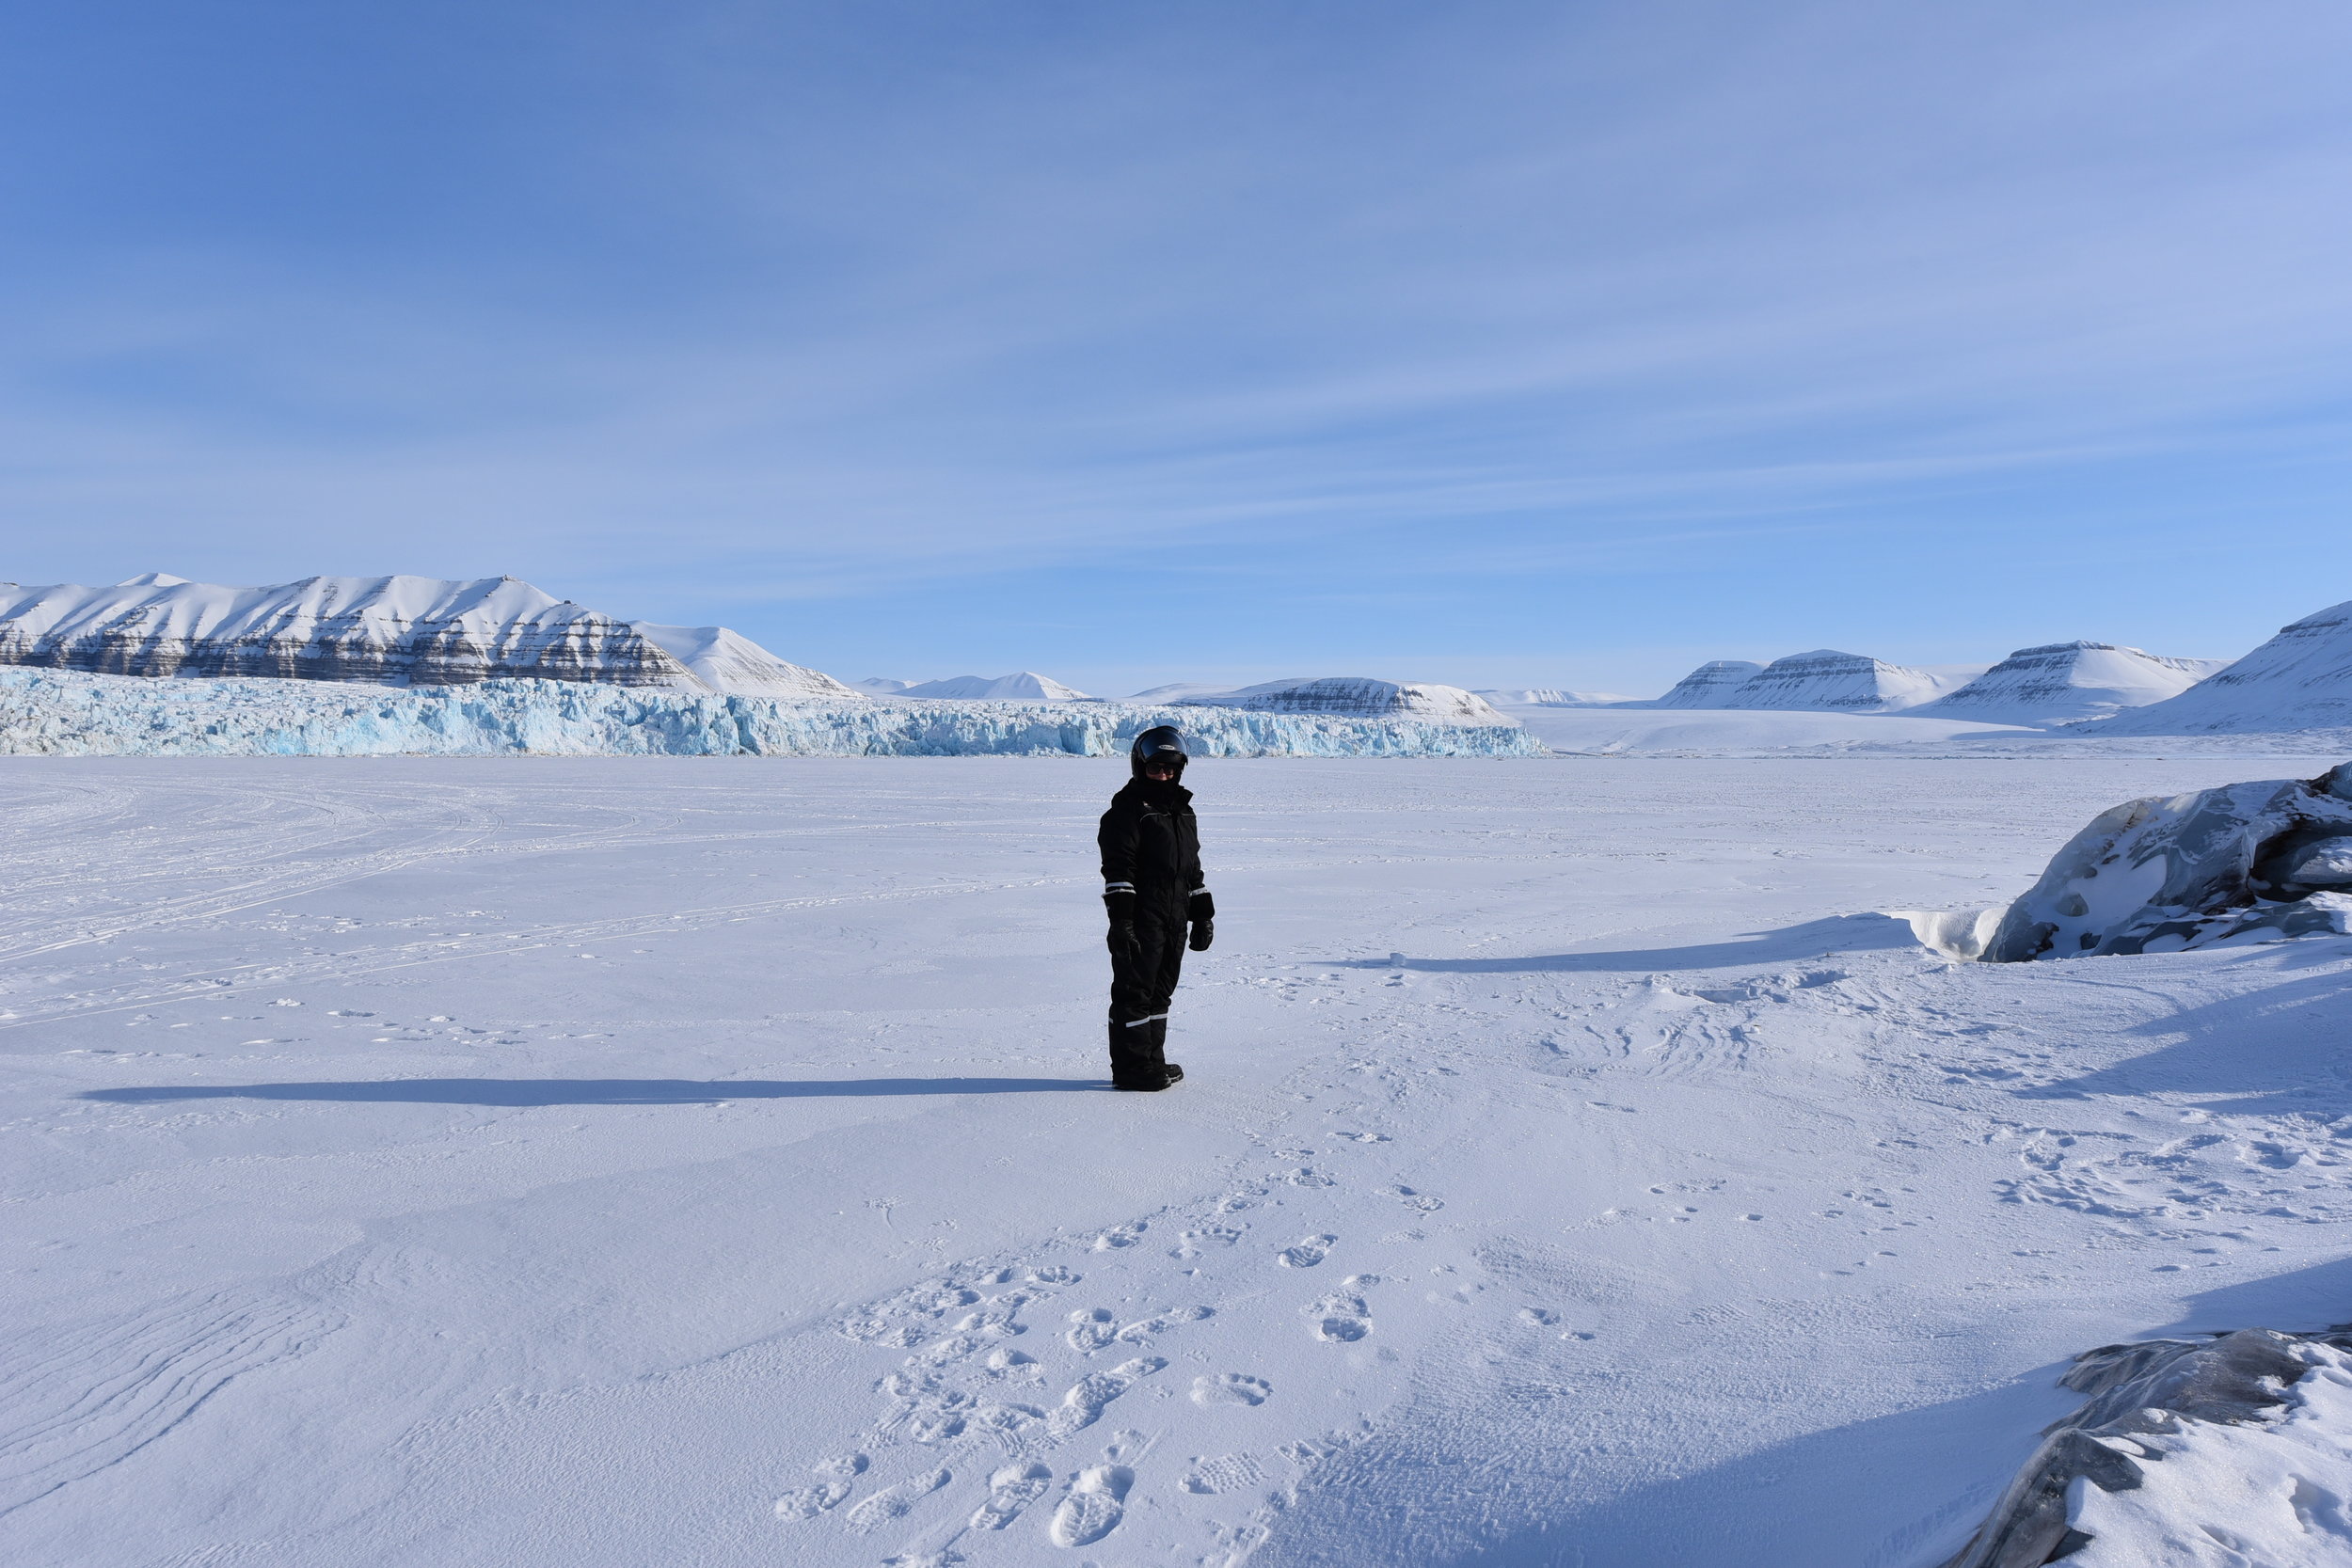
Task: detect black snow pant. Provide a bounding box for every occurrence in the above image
[1107,911,1186,1082]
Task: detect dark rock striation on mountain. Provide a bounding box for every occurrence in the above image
[0,575,857,697]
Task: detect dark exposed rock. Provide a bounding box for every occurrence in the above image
[1940,1327,2340,1567]
[1978,763,2352,960]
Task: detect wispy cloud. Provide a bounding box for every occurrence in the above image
[4,1,2350,688]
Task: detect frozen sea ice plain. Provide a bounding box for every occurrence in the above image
[7,755,2352,1567]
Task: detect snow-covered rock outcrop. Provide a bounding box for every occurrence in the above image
[1913,641,2225,727]
[1904,763,2352,961]
[632,624,861,700]
[0,575,853,697]
[899,672,1094,701]
[1718,649,1970,712]
[851,677,917,695]
[1651,660,1766,708]
[1940,1328,2352,1568]
[2098,599,2352,735]
[0,668,1547,759]
[1178,676,1508,723]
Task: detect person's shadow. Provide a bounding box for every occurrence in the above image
[82,1076,1105,1107]
[1325,912,1917,975]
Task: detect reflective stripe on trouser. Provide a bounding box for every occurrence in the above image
[1108,914,1187,1029]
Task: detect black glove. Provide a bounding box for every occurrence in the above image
[1108,920,1137,961]
[1188,918,1214,953]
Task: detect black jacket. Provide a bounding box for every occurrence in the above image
[1099,779,1210,925]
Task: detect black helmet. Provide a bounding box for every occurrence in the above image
[1130,725,1189,778]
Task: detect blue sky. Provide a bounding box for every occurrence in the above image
[6,1,2351,697]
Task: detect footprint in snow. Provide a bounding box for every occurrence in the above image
[1306,1292,1372,1342]
[1184,1452,1267,1493]
[771,1482,849,1521]
[1046,1357,1165,1439]
[773,1450,868,1519]
[1093,1221,1147,1251]
[1118,1305,1212,1343]
[1279,1235,1335,1268]
[1191,1372,1273,1406]
[842,1468,949,1534]
[1174,1225,1243,1257]
[1067,1307,1117,1352]
[967,1461,1053,1530]
[1049,1465,1133,1547]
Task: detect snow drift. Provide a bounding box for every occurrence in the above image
[1942,1327,2352,1568]
[0,574,853,698]
[0,668,1545,759]
[1914,641,2225,727]
[1903,763,2352,961]
[898,673,1094,702]
[2100,599,2352,735]
[1176,676,1507,723]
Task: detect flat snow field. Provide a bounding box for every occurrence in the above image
[6,753,2352,1568]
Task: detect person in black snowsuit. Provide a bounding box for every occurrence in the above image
[1098,725,1213,1090]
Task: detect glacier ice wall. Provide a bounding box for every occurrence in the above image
[0,670,1548,759]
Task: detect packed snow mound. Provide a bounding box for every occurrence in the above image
[1651,659,1766,708]
[0,668,1545,758]
[1902,763,2352,961]
[631,625,861,700]
[900,672,1094,701]
[1475,688,1641,707]
[1915,641,2226,726]
[1719,649,1969,712]
[0,574,856,698]
[2101,598,2352,735]
[1177,676,1508,723]
[1941,1328,2352,1568]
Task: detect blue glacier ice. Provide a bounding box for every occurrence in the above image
[0,669,1548,759]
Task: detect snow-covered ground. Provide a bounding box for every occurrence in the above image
[7,753,2352,1567]
[1500,704,2042,753]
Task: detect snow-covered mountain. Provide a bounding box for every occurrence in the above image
[1912,641,2226,726]
[1475,688,1641,707]
[0,575,856,698]
[1178,676,1508,723]
[1717,649,1974,712]
[898,672,1095,701]
[2100,598,2352,734]
[1650,660,1767,708]
[632,625,861,700]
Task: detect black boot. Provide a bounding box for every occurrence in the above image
[1150,1017,1183,1086]
[1109,1021,1168,1090]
